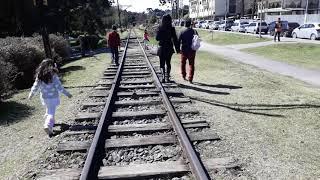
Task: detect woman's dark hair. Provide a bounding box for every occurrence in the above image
[160,14,172,29]
[185,19,192,27]
[35,59,58,84]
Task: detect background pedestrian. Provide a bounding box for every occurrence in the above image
[143,29,150,50]
[108,25,121,65]
[274,18,282,42]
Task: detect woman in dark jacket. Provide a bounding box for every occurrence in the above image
[156,14,180,83]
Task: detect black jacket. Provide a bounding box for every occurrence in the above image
[178,27,197,53]
[156,26,180,55]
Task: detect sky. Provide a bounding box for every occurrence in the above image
[116,0,188,13]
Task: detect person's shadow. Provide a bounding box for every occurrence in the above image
[177,82,239,95]
[192,82,242,90]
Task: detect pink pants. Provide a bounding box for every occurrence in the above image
[42,98,60,128]
[44,104,57,128]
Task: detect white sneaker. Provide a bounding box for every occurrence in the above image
[44,126,53,136]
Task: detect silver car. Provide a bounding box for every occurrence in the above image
[209,21,222,30]
[231,22,249,32]
[245,22,268,34]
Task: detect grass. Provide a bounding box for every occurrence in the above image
[176,27,269,45]
[242,43,320,70]
[134,28,158,46]
[170,51,320,179]
[0,53,110,179]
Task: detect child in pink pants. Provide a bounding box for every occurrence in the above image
[28,59,72,137]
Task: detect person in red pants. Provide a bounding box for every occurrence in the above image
[178,19,198,83]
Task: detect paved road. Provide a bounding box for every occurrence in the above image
[196,28,320,45]
[200,41,320,87]
[224,40,297,50]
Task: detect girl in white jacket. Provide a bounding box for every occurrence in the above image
[28,59,72,137]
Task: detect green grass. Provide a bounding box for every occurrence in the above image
[242,43,320,70]
[176,27,269,45]
[0,53,110,179]
[170,51,320,179]
[134,28,157,46]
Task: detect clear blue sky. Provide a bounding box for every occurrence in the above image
[117,0,188,12]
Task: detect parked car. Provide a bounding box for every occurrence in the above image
[245,22,268,34]
[218,20,234,31]
[292,23,320,40]
[209,21,222,30]
[231,22,249,32]
[202,20,214,29]
[179,20,185,27]
[268,21,300,37]
[195,21,205,28]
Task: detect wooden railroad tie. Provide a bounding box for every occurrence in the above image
[57,131,220,152]
[39,157,238,180]
[82,97,190,108]
[65,121,209,136]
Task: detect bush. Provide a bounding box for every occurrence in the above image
[0,34,69,95]
[50,34,70,60]
[0,60,18,100]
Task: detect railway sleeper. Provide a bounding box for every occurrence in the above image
[88,90,183,98]
[57,131,220,152]
[65,122,209,136]
[39,157,238,180]
[75,109,198,122]
[82,97,190,108]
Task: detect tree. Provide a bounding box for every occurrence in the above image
[149,15,157,24]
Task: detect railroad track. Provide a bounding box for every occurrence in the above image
[39,30,238,180]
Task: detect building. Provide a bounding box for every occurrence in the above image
[189,0,241,20]
[258,0,320,24]
[189,0,256,20]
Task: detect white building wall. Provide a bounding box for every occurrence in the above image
[189,0,218,19]
[265,14,320,24]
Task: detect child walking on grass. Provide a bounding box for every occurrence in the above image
[28,59,72,137]
[144,29,150,50]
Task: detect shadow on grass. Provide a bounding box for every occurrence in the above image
[193,82,242,90]
[60,65,86,74]
[0,101,35,126]
[190,96,320,118]
[177,83,230,95]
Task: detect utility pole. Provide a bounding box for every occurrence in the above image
[34,0,52,58]
[117,0,121,28]
[258,1,263,39]
[304,0,309,23]
[225,0,228,31]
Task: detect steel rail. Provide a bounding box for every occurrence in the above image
[80,30,131,180]
[134,31,211,180]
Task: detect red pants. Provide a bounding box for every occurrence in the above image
[181,51,196,81]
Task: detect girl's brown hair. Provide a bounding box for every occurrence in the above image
[35,59,58,84]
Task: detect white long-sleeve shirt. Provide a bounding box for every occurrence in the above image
[28,74,71,100]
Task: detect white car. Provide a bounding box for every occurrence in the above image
[195,21,205,28]
[209,21,222,30]
[245,22,268,34]
[202,20,214,29]
[292,23,320,40]
[231,22,249,32]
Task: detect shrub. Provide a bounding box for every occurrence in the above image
[0,60,18,100]
[0,34,69,93]
[50,34,70,60]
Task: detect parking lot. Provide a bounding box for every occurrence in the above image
[188,19,320,42]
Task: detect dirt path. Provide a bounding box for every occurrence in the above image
[200,41,320,87]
